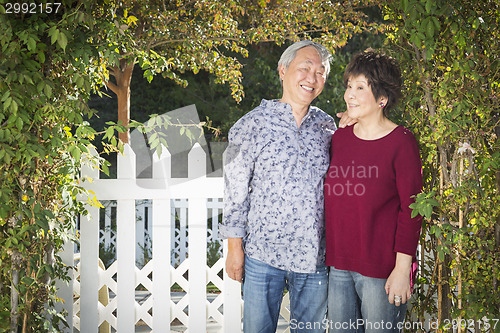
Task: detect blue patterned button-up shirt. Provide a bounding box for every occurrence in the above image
[220,99,337,273]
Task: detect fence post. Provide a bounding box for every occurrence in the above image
[223,239,243,332]
[188,143,207,331]
[79,146,101,332]
[55,236,74,332]
[152,145,172,330]
[80,205,100,333]
[116,145,136,333]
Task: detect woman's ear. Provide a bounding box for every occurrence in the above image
[379,96,388,107]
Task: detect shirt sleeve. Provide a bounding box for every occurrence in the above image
[219,114,257,239]
[393,129,423,257]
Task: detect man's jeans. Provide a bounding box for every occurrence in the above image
[328,267,406,333]
[243,255,328,333]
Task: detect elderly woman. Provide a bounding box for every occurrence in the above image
[324,50,423,332]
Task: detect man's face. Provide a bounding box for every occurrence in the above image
[279,46,327,108]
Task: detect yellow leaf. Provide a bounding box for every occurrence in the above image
[127,15,138,26]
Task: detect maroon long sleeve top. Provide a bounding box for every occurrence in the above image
[324,125,423,279]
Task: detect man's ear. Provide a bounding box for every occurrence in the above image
[278,65,286,80]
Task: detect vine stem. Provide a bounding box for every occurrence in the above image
[10,250,22,333]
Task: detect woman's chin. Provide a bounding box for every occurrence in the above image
[347,110,358,119]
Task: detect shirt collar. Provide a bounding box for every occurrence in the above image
[260,99,318,123]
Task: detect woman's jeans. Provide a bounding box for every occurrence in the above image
[328,267,406,333]
[243,255,328,333]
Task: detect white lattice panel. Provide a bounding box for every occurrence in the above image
[207,258,225,326]
[135,260,154,327]
[99,296,117,328]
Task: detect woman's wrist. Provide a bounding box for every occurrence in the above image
[394,252,412,272]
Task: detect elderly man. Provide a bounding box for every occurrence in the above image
[220,40,349,333]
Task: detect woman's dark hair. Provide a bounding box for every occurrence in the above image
[344,49,402,114]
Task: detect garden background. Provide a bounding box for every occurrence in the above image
[0,0,499,332]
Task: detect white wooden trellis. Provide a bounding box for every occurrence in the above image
[96,198,223,268]
[57,143,291,333]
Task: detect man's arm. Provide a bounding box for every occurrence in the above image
[220,116,255,283]
[226,238,245,282]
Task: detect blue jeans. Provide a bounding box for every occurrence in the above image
[243,255,328,333]
[328,267,406,333]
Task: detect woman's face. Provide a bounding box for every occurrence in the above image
[344,74,384,120]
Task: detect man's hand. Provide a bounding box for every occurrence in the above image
[337,111,357,128]
[226,238,245,283]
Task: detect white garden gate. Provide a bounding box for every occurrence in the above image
[56,143,291,333]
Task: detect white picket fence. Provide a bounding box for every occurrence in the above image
[56,143,291,333]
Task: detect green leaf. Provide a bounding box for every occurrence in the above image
[423,205,433,219]
[431,16,440,31]
[1,90,10,102]
[57,31,68,51]
[37,81,45,93]
[426,18,434,38]
[101,162,110,176]
[16,117,23,131]
[38,52,45,63]
[36,218,49,231]
[3,97,12,111]
[44,84,53,98]
[425,0,432,14]
[50,28,59,45]
[27,37,36,52]
[21,276,35,286]
[402,0,409,12]
[437,248,445,262]
[10,100,18,114]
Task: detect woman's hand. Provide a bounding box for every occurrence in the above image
[385,253,412,307]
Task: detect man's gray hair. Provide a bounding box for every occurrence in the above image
[277,40,332,81]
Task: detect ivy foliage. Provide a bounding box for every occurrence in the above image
[384,0,500,328]
[0,1,107,331]
[93,0,385,99]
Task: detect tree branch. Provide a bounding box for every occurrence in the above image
[105,80,119,95]
[413,43,451,185]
